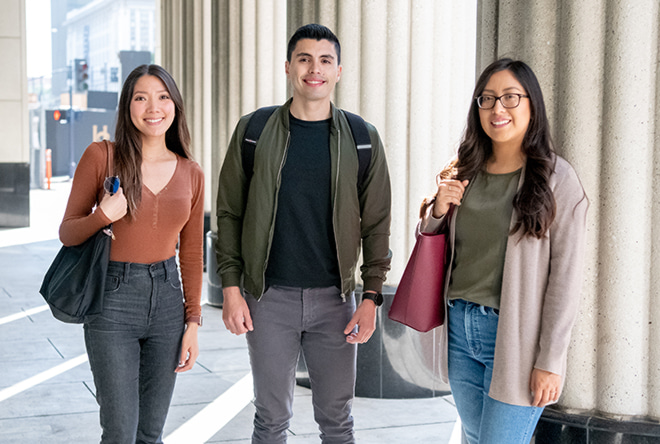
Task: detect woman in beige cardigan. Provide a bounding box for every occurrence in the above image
[420,59,588,443]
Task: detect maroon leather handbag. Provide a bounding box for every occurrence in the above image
[388,207,453,332]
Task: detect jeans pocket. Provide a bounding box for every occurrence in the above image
[168,272,182,290]
[104,274,121,293]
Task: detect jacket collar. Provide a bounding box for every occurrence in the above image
[275,98,342,132]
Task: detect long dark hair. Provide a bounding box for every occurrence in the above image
[430,58,556,238]
[114,64,192,218]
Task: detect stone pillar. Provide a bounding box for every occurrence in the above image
[160,0,213,210]
[161,0,287,223]
[478,0,660,439]
[0,0,30,227]
[161,0,287,306]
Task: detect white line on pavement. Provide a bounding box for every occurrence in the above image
[0,353,88,403]
[164,372,254,444]
[0,305,49,326]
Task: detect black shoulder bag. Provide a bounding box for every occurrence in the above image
[39,141,115,324]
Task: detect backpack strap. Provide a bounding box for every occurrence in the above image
[240,106,373,193]
[241,105,279,182]
[342,110,372,193]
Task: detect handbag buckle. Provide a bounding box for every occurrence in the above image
[102,227,115,240]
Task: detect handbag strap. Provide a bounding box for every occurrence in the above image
[103,140,114,232]
[104,140,113,177]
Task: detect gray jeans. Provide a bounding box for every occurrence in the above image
[245,285,357,444]
[84,257,184,444]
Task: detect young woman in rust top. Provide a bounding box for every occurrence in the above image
[59,64,204,443]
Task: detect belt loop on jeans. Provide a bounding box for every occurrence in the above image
[480,305,487,315]
[123,262,130,284]
[164,259,171,282]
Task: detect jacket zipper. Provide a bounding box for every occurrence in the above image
[332,130,346,302]
[260,131,291,297]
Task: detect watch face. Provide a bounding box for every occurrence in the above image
[365,293,383,306]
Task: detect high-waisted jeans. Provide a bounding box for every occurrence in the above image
[447,298,542,444]
[84,256,184,444]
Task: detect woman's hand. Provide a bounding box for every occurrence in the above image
[432,179,469,218]
[175,323,199,372]
[530,368,561,407]
[98,187,128,222]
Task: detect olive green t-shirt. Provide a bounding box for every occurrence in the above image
[447,168,522,309]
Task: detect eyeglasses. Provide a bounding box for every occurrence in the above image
[104,176,120,195]
[475,93,529,110]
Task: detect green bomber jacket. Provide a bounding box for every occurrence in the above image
[215,98,392,300]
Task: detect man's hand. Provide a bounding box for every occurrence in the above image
[530,368,561,407]
[344,297,377,344]
[222,286,253,335]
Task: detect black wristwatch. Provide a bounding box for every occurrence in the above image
[362,292,384,307]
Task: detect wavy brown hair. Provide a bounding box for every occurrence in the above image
[423,59,556,238]
[114,64,192,219]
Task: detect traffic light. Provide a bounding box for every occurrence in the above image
[74,58,89,92]
[53,109,69,123]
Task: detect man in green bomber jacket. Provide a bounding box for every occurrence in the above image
[215,24,392,444]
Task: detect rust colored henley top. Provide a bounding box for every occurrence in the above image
[59,141,204,322]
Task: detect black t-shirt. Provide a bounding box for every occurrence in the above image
[264,114,341,288]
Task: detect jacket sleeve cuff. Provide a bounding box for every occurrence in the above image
[362,276,384,294]
[221,271,242,289]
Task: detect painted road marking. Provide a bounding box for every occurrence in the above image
[0,305,49,326]
[0,353,88,403]
[165,372,253,444]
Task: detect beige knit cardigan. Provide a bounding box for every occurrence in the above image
[420,155,588,406]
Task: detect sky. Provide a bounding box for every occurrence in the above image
[26,0,53,78]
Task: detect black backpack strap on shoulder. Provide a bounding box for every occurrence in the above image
[342,110,372,193]
[241,105,279,182]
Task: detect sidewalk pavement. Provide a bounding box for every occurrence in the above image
[0,181,459,443]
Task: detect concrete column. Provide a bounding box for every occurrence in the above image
[160,0,213,210]
[478,0,660,430]
[161,0,287,225]
[0,0,28,164]
[0,0,30,227]
[598,0,657,418]
[552,0,606,413]
[334,0,361,112]
[384,0,410,282]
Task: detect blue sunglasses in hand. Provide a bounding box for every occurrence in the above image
[103,176,120,195]
[102,176,120,239]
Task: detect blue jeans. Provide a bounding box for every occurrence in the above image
[447,299,542,444]
[84,257,185,444]
[245,285,357,444]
